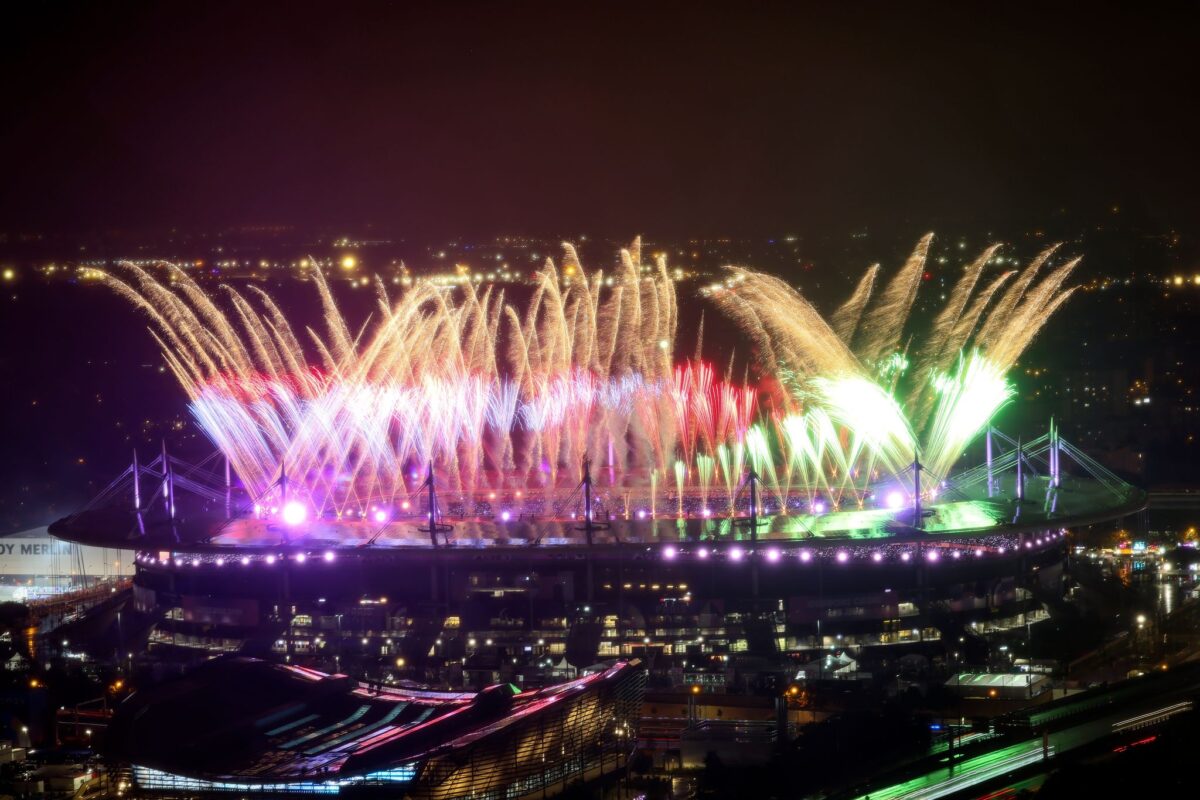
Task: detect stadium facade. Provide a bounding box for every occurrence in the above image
[50,429,1145,687]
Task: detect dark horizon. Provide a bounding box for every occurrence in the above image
[2,2,1198,239]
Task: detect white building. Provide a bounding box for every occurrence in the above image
[944,672,1050,700]
[0,527,133,602]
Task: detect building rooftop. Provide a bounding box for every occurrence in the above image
[109,656,643,791]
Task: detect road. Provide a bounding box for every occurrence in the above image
[847,694,1194,800]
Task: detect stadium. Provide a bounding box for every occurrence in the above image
[50,237,1145,682]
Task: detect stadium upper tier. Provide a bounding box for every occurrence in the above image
[51,460,1144,554]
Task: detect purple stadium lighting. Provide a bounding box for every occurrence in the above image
[886,491,904,510]
[729,546,745,562]
[296,553,306,563]
[872,551,883,563]
[766,547,781,563]
[323,550,335,562]
[265,554,276,565]
[927,550,940,562]
[697,548,709,560]
[836,550,849,563]
[373,509,388,524]
[281,501,307,526]
[799,549,813,563]
[663,545,677,560]
[812,500,826,514]
[241,556,251,565]
[901,551,911,562]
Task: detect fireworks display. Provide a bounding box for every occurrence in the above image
[710,233,1076,490]
[104,235,1075,520]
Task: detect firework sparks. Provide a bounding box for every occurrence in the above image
[108,234,1073,519]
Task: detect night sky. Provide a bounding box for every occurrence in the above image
[2,1,1197,238]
